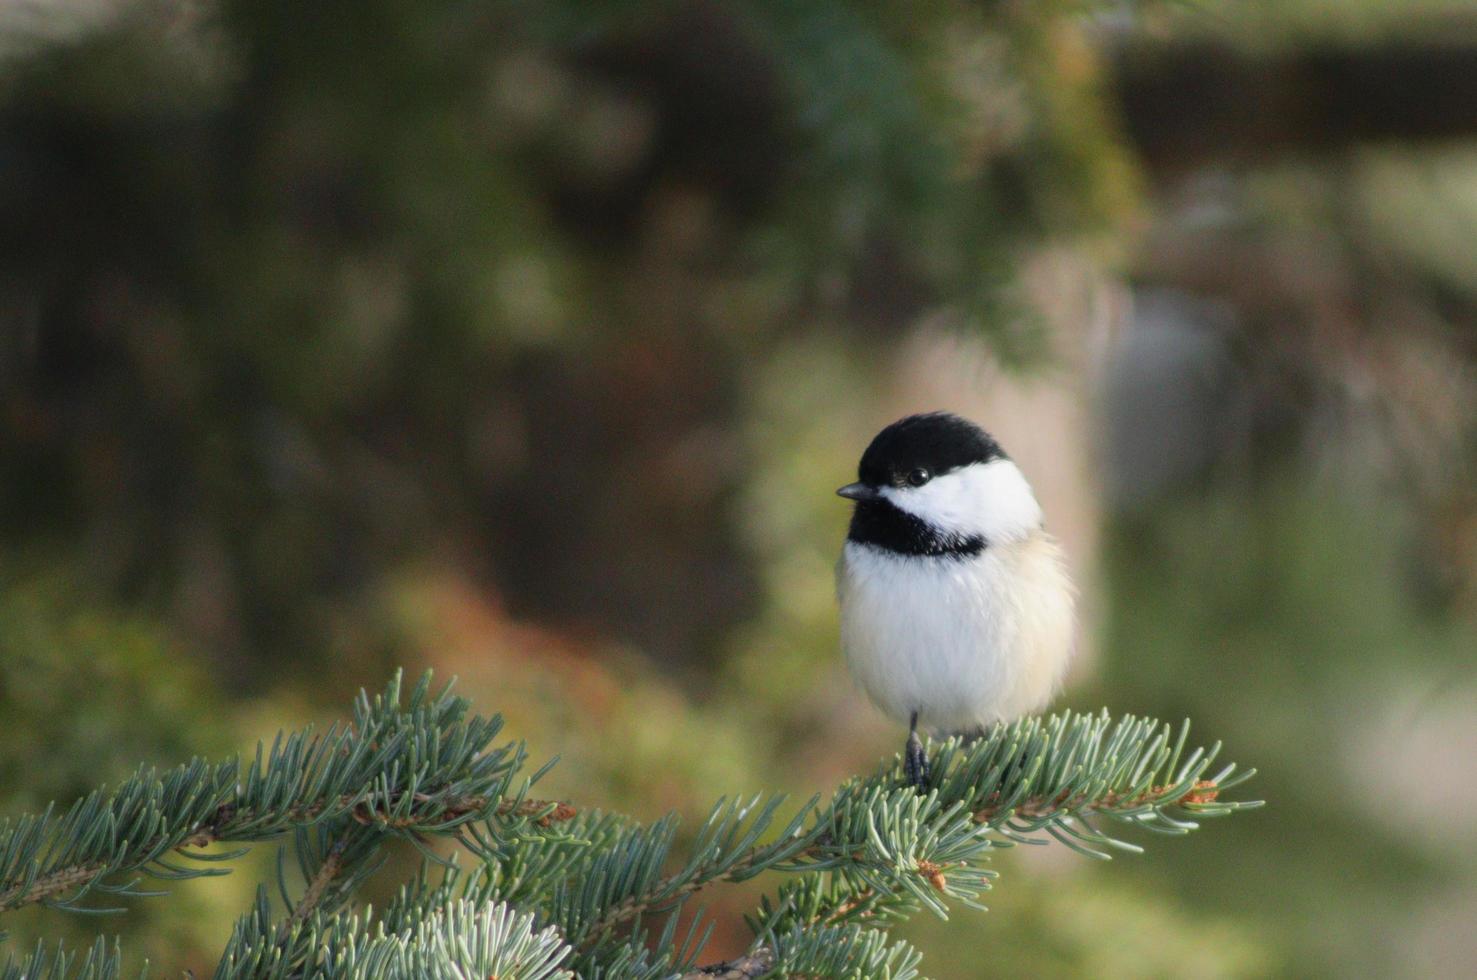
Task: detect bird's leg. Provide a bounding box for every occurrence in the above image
[904,710,930,790]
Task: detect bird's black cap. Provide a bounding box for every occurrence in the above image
[856,412,1004,487]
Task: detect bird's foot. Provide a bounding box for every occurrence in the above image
[904,730,930,791]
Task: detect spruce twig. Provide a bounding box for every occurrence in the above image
[0,675,1260,979]
[1,793,571,913]
[289,837,349,925]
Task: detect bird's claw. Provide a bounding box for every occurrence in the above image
[904,730,930,791]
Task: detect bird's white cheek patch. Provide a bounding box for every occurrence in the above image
[882,459,1042,543]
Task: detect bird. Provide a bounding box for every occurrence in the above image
[835,411,1075,789]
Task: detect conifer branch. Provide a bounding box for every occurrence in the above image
[290,837,348,925]
[0,792,567,913]
[0,675,1260,979]
[0,937,121,980]
[0,672,555,917]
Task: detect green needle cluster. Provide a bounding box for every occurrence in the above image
[0,673,1259,978]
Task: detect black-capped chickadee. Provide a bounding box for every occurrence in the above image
[836,412,1075,789]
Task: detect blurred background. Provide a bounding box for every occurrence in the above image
[3,0,1477,976]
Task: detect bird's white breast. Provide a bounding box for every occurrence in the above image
[837,531,1074,733]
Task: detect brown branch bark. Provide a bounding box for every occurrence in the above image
[290,838,348,925]
[970,780,1219,824]
[681,948,774,979]
[0,862,108,911]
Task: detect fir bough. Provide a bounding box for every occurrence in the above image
[0,673,1259,978]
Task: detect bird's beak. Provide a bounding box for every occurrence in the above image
[836,482,880,501]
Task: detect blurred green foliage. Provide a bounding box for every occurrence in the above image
[0,0,1132,688]
[0,577,224,810]
[3,0,1477,976]
[1095,478,1477,977]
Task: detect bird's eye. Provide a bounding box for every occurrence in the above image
[906,467,930,487]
